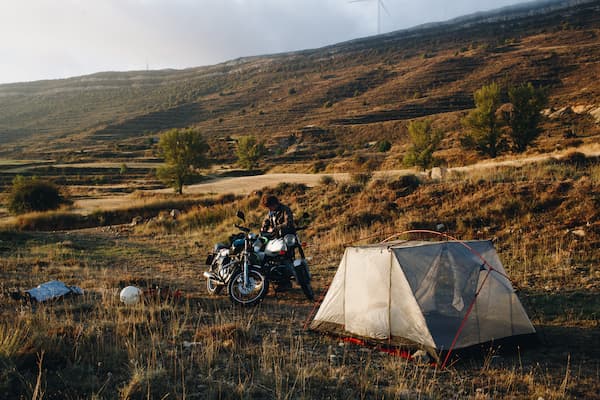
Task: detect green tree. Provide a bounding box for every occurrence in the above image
[462,82,503,158]
[507,83,548,152]
[156,128,210,194]
[236,135,267,170]
[403,119,443,170]
[7,176,66,214]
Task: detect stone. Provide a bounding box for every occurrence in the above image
[571,104,592,114]
[430,167,448,180]
[571,229,585,238]
[130,216,143,226]
[589,106,600,123]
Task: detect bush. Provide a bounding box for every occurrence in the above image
[236,135,267,170]
[403,119,443,169]
[319,175,336,186]
[507,83,548,152]
[351,172,373,186]
[461,83,503,158]
[378,140,392,152]
[7,176,68,215]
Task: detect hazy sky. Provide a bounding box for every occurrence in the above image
[0,0,531,84]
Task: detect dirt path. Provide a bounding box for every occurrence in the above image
[8,143,599,219]
[179,143,600,195]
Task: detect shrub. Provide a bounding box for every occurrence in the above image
[507,83,548,152]
[7,176,68,215]
[319,175,336,186]
[378,140,392,152]
[236,135,267,170]
[403,119,443,169]
[387,174,421,193]
[351,172,373,186]
[461,82,503,158]
[312,161,327,173]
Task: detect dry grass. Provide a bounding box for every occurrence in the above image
[0,155,598,399]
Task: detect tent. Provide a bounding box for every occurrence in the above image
[310,239,536,362]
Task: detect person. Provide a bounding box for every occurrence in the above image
[260,194,295,291]
[260,195,295,238]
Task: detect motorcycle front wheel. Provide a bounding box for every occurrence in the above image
[228,268,269,306]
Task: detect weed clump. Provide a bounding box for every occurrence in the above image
[7,176,69,215]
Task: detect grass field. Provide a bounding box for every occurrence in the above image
[0,152,598,399]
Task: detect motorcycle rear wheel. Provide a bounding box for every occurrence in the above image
[206,277,224,295]
[228,268,269,306]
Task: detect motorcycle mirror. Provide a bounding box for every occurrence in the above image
[236,211,246,221]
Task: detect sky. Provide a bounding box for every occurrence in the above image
[0,0,533,85]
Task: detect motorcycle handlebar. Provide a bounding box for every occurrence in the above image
[234,224,251,233]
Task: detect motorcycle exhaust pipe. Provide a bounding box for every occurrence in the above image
[203,271,219,280]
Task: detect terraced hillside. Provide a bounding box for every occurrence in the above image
[1,0,599,167]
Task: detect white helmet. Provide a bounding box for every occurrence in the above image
[119,286,142,305]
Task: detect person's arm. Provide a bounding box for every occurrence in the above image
[261,215,272,233]
[274,207,294,232]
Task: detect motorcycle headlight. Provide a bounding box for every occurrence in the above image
[284,234,297,247]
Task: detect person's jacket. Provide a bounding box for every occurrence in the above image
[261,204,295,237]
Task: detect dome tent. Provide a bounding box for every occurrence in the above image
[310,238,536,366]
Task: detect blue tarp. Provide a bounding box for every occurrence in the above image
[25,280,84,302]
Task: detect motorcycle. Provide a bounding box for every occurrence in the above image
[202,211,314,306]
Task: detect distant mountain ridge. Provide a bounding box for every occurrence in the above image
[1,0,599,162]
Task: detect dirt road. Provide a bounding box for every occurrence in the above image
[56,143,600,215]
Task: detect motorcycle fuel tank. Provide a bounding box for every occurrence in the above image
[264,238,286,256]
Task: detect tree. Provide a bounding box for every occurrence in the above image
[403,119,443,170]
[156,128,210,194]
[507,83,548,152]
[236,135,267,170]
[7,176,66,214]
[462,82,503,158]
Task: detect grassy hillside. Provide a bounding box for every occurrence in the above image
[0,0,599,168]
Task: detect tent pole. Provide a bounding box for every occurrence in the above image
[441,268,493,369]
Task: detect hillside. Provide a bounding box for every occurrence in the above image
[0,0,599,168]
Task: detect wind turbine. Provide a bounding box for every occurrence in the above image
[349,0,391,35]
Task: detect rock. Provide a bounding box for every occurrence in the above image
[589,106,600,123]
[548,106,569,119]
[183,341,202,349]
[571,229,586,238]
[430,167,448,180]
[130,216,143,226]
[571,104,593,114]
